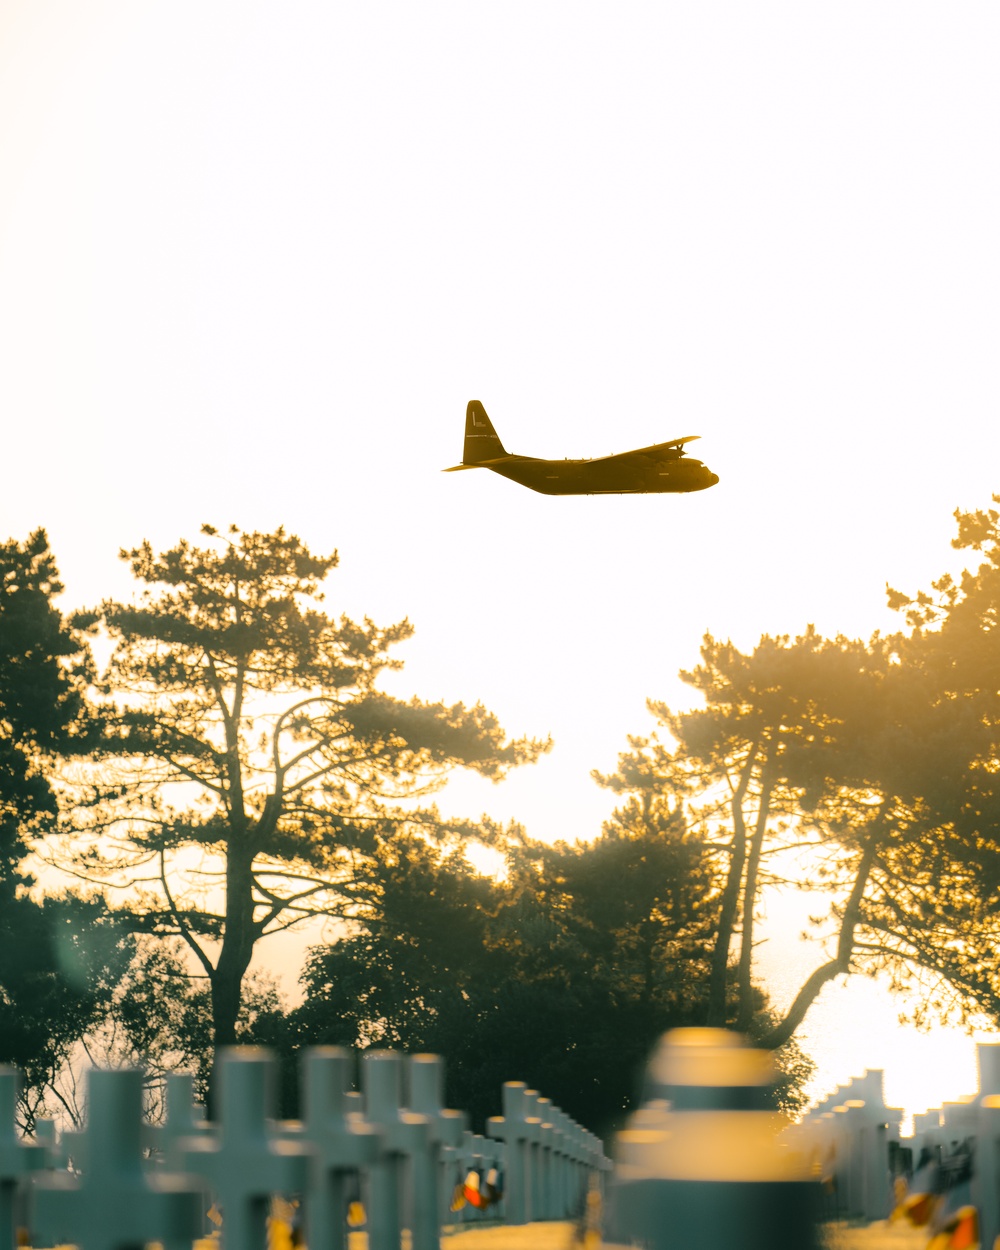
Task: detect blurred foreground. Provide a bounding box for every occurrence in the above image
[430,1219,929,1249]
[440,1225,928,1250]
[822,1223,927,1249]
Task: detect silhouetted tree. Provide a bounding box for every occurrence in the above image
[601,623,988,1049]
[599,631,863,1035]
[48,525,548,1055]
[291,806,812,1137]
[0,529,96,866]
[851,496,1000,1026]
[0,532,125,1122]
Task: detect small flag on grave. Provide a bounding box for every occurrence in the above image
[926,1204,979,1250]
[463,1169,488,1209]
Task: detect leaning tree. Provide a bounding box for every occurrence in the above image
[598,622,991,1048]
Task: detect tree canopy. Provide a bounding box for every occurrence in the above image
[14,500,1000,1120]
[857,497,1000,1024]
[0,529,96,870]
[49,525,549,1053]
[291,795,812,1137]
[0,533,134,1122]
[598,540,1000,1047]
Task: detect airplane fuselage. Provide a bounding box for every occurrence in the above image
[484,452,719,495]
[444,401,720,496]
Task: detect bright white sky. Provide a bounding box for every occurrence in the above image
[2,1,1000,1127]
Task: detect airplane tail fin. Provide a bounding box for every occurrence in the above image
[462,400,508,464]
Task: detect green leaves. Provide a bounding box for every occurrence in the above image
[594,494,1000,1043]
[105,527,352,696]
[855,500,1000,1024]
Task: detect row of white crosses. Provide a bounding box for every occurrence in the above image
[0,1046,609,1250]
[792,1067,903,1224]
[899,1042,1000,1250]
[487,1081,606,1223]
[795,1044,1000,1243]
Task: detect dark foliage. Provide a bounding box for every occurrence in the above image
[0,529,96,869]
[0,533,115,1114]
[286,810,812,1139]
[0,895,136,1124]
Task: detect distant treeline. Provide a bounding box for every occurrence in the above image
[4,502,1000,1134]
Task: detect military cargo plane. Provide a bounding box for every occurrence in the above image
[444,401,719,495]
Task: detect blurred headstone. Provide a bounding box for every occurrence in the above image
[605,1028,822,1250]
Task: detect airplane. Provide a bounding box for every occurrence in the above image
[443,401,719,496]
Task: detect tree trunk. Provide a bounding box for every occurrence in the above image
[207,847,257,1113]
[735,760,776,1032]
[757,816,883,1050]
[212,848,258,1042]
[706,742,759,1026]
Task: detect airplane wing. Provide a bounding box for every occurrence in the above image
[588,435,700,465]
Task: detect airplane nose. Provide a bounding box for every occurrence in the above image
[707,472,719,487]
